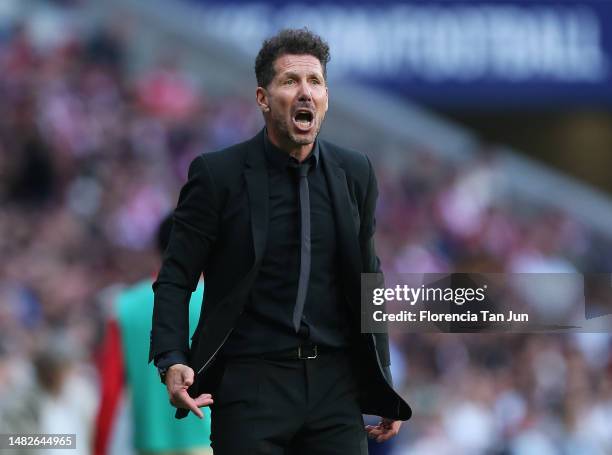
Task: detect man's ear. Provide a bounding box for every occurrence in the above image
[256,87,269,112]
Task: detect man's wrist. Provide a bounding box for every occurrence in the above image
[156,350,188,384]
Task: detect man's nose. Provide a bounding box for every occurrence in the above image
[297,81,312,101]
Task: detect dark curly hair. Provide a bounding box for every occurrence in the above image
[255,28,330,88]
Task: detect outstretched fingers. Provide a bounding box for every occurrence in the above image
[175,389,207,418]
[166,365,213,419]
[365,419,401,443]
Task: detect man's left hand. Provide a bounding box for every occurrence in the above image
[365,418,402,443]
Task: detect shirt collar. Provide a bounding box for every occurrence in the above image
[263,127,319,171]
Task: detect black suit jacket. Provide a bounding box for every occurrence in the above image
[150,129,411,420]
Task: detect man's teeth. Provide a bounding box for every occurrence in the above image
[296,118,312,127]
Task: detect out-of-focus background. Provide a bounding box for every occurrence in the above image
[0,0,611,454]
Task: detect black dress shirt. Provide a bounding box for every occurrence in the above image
[221,130,350,356]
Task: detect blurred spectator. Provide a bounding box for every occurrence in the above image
[135,54,201,122]
[0,333,98,455]
[93,215,212,455]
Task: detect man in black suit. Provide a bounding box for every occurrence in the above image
[150,28,411,454]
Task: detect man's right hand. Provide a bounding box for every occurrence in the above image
[166,364,214,419]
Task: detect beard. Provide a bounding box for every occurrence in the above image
[269,108,323,146]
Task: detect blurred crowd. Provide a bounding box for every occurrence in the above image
[0,4,611,455]
[373,133,612,455]
[372,141,612,455]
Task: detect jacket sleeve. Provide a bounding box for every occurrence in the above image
[149,155,220,363]
[360,155,393,385]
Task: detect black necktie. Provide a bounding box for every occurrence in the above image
[293,162,311,333]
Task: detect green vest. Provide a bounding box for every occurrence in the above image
[115,279,210,451]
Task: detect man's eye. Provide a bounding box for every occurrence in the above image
[285,79,295,85]
[311,79,321,85]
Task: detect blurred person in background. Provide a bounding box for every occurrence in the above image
[0,333,98,455]
[150,28,410,454]
[94,214,211,455]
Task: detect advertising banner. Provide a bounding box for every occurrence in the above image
[183,0,612,107]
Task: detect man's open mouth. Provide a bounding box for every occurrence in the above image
[293,110,314,131]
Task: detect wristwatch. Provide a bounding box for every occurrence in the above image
[155,350,188,385]
[158,365,170,384]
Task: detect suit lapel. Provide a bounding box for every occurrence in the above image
[243,133,362,283]
[321,142,362,277]
[244,131,269,264]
